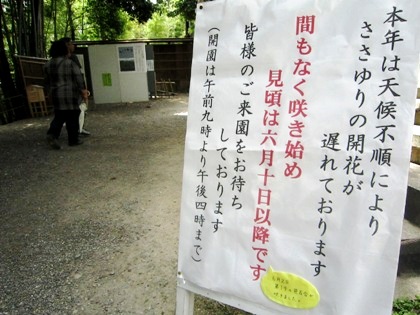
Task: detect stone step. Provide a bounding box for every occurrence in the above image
[411,121,420,164]
[401,163,420,255]
[412,125,420,148]
[412,147,420,165]
[401,219,420,255]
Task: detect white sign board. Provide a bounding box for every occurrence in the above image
[177,1,420,314]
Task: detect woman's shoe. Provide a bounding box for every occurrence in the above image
[47,134,61,150]
[68,140,84,146]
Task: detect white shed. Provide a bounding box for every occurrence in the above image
[87,43,149,104]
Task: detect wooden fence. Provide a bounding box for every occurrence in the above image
[152,41,193,93]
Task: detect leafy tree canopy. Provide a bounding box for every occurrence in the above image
[85,0,126,40]
[110,0,155,23]
[160,0,197,21]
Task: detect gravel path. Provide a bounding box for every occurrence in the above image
[0,95,188,314]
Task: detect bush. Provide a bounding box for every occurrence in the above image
[195,295,420,315]
[393,296,420,315]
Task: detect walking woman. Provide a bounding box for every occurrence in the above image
[45,39,89,149]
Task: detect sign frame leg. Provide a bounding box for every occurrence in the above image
[176,286,195,315]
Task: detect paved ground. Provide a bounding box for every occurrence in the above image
[0,94,418,315]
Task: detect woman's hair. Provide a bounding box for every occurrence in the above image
[59,37,72,44]
[49,40,68,58]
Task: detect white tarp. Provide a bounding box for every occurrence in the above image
[177,0,420,314]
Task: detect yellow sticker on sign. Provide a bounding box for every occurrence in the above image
[260,267,320,309]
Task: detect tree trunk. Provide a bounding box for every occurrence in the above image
[185,20,189,37]
[65,0,75,39]
[29,0,45,57]
[0,3,24,123]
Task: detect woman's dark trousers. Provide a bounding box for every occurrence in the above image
[47,109,81,145]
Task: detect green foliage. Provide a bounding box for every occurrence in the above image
[109,0,155,24]
[85,0,126,40]
[42,0,188,41]
[44,0,91,42]
[139,12,185,38]
[196,296,420,315]
[393,296,420,315]
[167,0,197,21]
